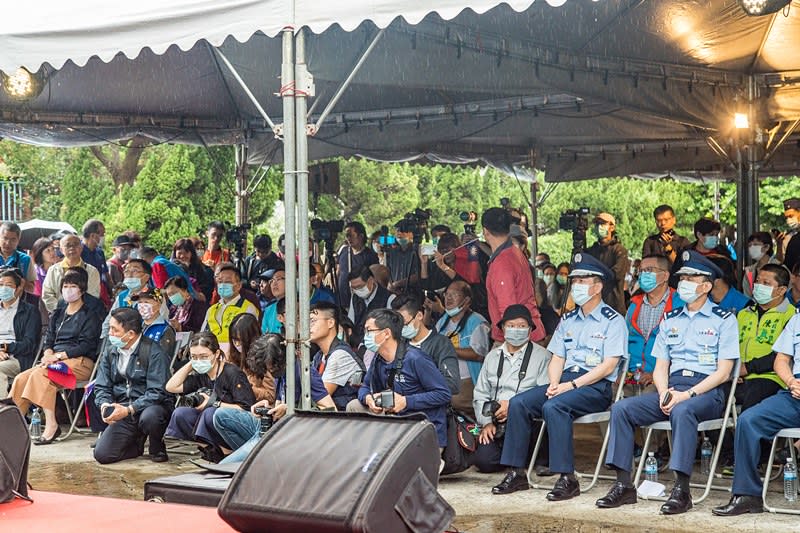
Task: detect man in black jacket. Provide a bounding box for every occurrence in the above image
[585,212,629,314]
[0,268,42,398]
[347,266,395,348]
[93,307,171,464]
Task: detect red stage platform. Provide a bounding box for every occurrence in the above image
[0,491,237,532]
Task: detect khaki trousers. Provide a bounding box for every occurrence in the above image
[0,357,21,399]
[10,356,93,412]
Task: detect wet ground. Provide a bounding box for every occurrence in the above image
[27,425,800,532]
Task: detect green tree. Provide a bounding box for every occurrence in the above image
[59,150,115,228]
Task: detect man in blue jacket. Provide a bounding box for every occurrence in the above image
[349,309,451,448]
[93,307,171,464]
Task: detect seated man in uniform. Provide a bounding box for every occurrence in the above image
[712,303,800,516]
[491,253,626,501]
[597,250,739,515]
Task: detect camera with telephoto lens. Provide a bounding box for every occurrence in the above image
[397,208,432,244]
[177,387,213,408]
[482,400,506,439]
[559,207,590,254]
[310,219,344,244]
[225,223,252,246]
[372,390,395,410]
[254,406,274,436]
[459,210,478,235]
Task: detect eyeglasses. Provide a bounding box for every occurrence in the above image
[62,243,81,250]
[124,269,144,275]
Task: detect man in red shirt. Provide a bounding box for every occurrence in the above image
[481,208,545,344]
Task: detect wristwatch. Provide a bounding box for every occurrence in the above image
[688,389,697,398]
[213,399,222,408]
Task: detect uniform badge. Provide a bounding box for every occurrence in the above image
[574,253,582,263]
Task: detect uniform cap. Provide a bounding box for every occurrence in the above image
[674,250,724,281]
[568,252,615,282]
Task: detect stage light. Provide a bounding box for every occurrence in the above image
[739,0,792,16]
[734,113,750,129]
[1,67,44,101]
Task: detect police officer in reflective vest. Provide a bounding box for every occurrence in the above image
[598,250,739,515]
[492,253,626,500]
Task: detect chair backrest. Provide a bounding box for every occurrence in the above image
[611,350,631,403]
[722,357,742,423]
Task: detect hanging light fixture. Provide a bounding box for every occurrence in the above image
[734,113,750,129]
[0,67,44,101]
[738,0,792,16]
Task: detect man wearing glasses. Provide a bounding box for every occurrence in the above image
[641,205,690,266]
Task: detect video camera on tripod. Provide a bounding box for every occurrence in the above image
[396,208,431,245]
[559,207,590,254]
[310,219,344,246]
[459,211,478,236]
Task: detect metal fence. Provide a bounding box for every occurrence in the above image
[0,181,24,221]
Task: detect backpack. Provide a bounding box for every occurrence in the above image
[0,405,33,504]
[440,407,476,476]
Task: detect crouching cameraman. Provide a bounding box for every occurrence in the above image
[346,309,451,449]
[472,305,551,473]
[214,334,335,464]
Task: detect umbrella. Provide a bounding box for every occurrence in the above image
[17,219,77,251]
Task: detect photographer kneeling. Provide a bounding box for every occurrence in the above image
[215,334,335,464]
[472,305,551,473]
[165,332,255,463]
[94,307,171,464]
[346,309,451,450]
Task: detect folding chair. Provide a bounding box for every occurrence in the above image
[57,339,108,441]
[633,358,741,504]
[526,352,630,491]
[762,427,800,515]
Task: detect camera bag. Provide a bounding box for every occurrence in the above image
[440,407,476,475]
[217,410,454,533]
[0,405,33,504]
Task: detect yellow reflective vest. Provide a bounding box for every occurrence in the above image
[737,298,797,387]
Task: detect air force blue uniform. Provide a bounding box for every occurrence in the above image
[500,253,626,474]
[605,251,740,476]
[731,313,800,496]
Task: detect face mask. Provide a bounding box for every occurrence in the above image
[432,237,439,247]
[596,225,609,239]
[504,326,530,346]
[218,283,235,299]
[638,271,660,293]
[703,235,719,249]
[0,286,15,302]
[191,359,213,374]
[363,332,381,352]
[752,283,778,305]
[748,245,765,262]
[677,280,702,304]
[108,335,127,349]
[169,292,186,306]
[353,285,372,299]
[123,277,142,291]
[535,269,544,279]
[62,287,81,303]
[118,248,131,261]
[571,283,594,306]
[445,306,462,317]
[397,238,410,247]
[556,274,568,286]
[543,274,554,286]
[788,217,799,230]
[138,303,154,320]
[401,322,418,340]
[372,243,381,254]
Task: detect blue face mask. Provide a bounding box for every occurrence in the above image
[363,332,381,352]
[504,326,530,346]
[703,235,719,249]
[108,335,127,349]
[169,292,186,307]
[638,271,659,293]
[445,306,462,317]
[397,238,410,247]
[217,283,235,299]
[401,323,418,340]
[123,277,142,292]
[0,286,15,302]
[571,283,593,306]
[191,359,213,374]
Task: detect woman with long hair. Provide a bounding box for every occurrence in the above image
[172,238,214,302]
[30,237,57,297]
[228,313,275,404]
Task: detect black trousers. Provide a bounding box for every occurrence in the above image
[472,423,548,473]
[93,405,170,464]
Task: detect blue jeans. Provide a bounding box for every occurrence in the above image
[221,435,260,464]
[212,408,260,450]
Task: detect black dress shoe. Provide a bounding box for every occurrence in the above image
[660,486,692,515]
[149,451,169,463]
[492,470,530,495]
[712,495,764,516]
[596,481,637,508]
[33,426,62,446]
[546,475,580,501]
[535,465,554,477]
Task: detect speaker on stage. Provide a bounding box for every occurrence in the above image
[217,411,454,533]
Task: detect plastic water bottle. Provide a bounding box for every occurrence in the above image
[700,437,713,474]
[644,452,658,483]
[785,458,798,502]
[29,408,42,439]
[633,364,643,395]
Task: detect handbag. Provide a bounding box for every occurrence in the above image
[0,405,33,504]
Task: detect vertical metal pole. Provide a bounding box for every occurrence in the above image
[281,28,298,414]
[736,76,760,274]
[234,144,249,258]
[295,28,312,410]
[529,181,538,263]
[712,182,720,221]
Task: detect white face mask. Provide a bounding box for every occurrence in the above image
[353,285,372,299]
[748,245,765,262]
[677,280,702,304]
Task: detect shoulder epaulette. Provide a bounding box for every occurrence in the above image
[563,308,579,320]
[712,306,732,319]
[601,306,619,320]
[665,307,683,319]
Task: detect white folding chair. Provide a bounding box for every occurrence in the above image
[526,352,630,491]
[633,358,741,503]
[762,427,800,514]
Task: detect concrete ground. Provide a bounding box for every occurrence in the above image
[27,425,800,532]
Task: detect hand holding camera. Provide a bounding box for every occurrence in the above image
[101,403,127,423]
[177,387,214,409]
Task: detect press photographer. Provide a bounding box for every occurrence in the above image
[241,234,284,291]
[386,209,431,293]
[335,221,378,308]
